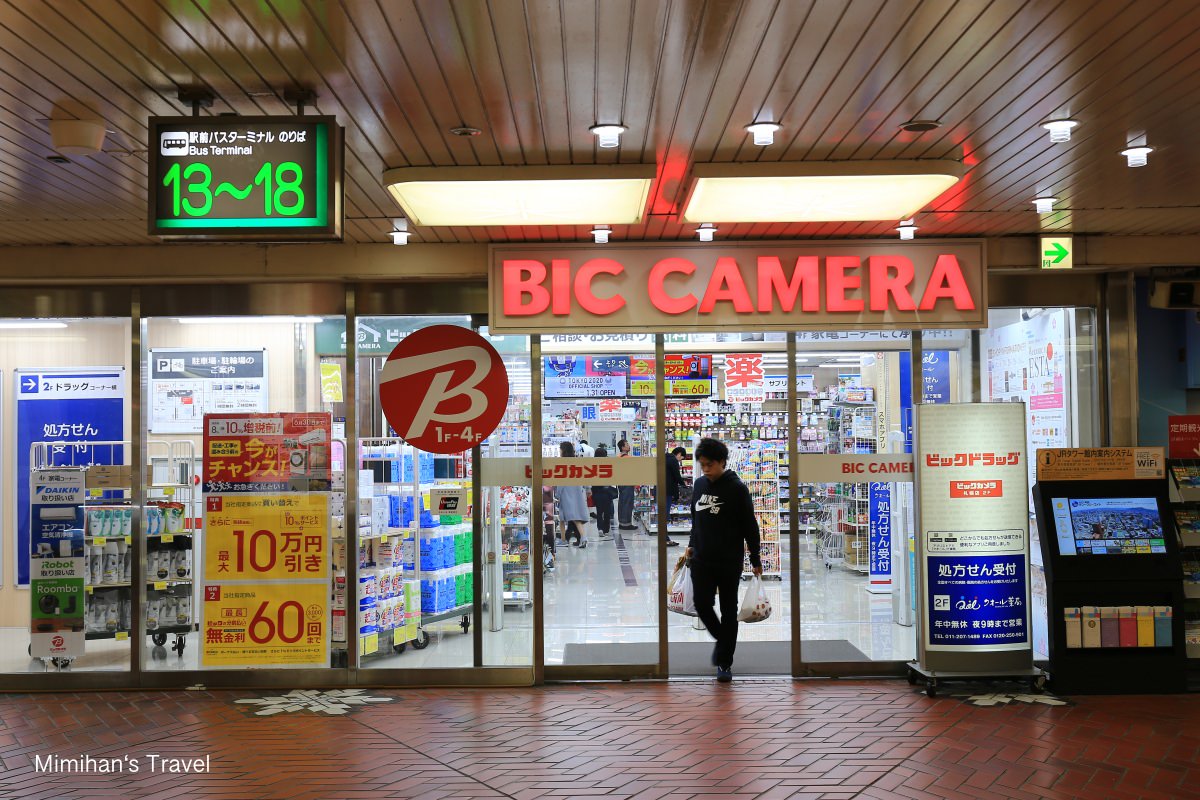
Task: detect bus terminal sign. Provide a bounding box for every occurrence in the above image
[148,115,344,241]
[489,241,986,334]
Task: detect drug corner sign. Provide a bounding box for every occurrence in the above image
[488,240,987,334]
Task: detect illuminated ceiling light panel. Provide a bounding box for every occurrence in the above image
[682,160,965,223]
[384,165,654,226]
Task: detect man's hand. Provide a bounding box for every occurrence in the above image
[752,565,763,577]
[685,547,693,559]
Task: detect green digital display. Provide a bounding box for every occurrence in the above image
[148,115,343,241]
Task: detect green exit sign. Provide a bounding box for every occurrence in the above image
[1039,236,1073,270]
[148,116,344,241]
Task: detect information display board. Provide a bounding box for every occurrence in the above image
[148,115,343,241]
[914,403,1032,670]
[150,348,268,434]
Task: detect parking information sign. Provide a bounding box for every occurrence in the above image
[915,403,1032,661]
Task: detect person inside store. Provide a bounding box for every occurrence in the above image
[577,438,595,457]
[685,437,761,683]
[662,447,688,548]
[616,439,637,531]
[556,441,590,548]
[591,444,617,542]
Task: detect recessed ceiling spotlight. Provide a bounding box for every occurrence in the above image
[1042,119,1078,143]
[589,124,626,148]
[591,225,611,244]
[1033,196,1057,214]
[696,223,717,242]
[746,122,781,146]
[450,125,482,137]
[45,154,71,164]
[896,219,917,240]
[899,120,941,133]
[390,218,411,245]
[1120,146,1153,167]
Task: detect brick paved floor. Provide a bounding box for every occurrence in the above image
[0,679,1197,799]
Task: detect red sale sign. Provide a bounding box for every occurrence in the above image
[379,325,509,454]
[202,412,332,493]
[1168,415,1200,459]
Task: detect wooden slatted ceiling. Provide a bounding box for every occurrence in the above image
[0,0,1194,246]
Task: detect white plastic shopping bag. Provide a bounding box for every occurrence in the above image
[737,576,772,622]
[667,557,696,616]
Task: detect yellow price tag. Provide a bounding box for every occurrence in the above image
[86,586,94,594]
[163,487,176,497]
[154,581,167,590]
[361,633,378,655]
[381,535,389,544]
[115,632,128,641]
[162,534,174,543]
[89,488,102,497]
[93,537,106,545]
[124,536,132,545]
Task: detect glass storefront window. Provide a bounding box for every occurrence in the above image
[2,318,132,674]
[141,315,344,672]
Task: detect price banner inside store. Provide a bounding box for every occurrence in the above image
[203,494,329,581]
[201,580,328,668]
[148,115,344,240]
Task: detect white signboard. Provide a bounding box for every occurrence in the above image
[150,348,269,433]
[794,455,914,484]
[916,403,1031,658]
[543,375,626,399]
[723,353,765,403]
[765,374,816,394]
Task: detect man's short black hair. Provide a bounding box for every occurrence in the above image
[617,439,629,449]
[695,437,728,464]
[671,446,687,457]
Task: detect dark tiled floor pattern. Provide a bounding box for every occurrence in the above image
[0,680,1198,799]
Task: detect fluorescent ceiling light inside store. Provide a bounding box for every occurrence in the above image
[383,165,655,226]
[682,160,965,223]
[0,320,67,328]
[175,316,323,325]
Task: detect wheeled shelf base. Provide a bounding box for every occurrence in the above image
[906,661,1048,698]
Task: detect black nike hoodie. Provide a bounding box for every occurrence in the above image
[688,469,761,571]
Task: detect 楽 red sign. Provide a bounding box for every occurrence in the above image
[379,325,509,455]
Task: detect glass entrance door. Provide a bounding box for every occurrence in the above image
[539,343,661,677]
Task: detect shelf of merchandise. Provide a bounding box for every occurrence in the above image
[29,439,198,660]
[1169,463,1200,661]
[812,401,877,575]
[729,444,782,579]
[499,490,533,609]
[357,438,473,657]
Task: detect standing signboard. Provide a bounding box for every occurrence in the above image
[912,403,1035,687]
[15,368,124,586]
[29,469,87,659]
[150,348,268,433]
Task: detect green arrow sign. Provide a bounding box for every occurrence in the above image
[1039,236,1073,270]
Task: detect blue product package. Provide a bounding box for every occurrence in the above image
[440,536,452,569]
[388,495,400,528]
[440,577,454,611]
[420,537,436,569]
[390,459,400,483]
[421,579,437,614]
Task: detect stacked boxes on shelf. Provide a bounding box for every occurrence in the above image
[419,521,473,614]
[731,444,782,579]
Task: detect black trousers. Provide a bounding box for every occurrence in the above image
[617,486,635,525]
[690,563,742,669]
[594,496,614,533]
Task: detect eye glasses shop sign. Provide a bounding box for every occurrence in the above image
[490,241,986,334]
[148,115,344,241]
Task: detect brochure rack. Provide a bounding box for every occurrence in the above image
[1167,460,1200,675]
[1033,475,1187,694]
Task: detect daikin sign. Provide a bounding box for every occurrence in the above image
[489,241,986,334]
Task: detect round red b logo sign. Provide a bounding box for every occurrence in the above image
[379,325,509,455]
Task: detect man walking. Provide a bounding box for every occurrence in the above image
[662,446,687,548]
[616,439,637,531]
[686,437,761,682]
